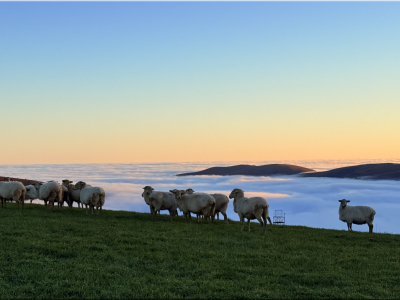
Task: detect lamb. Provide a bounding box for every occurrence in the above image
[73,181,105,214]
[229,188,272,233]
[185,188,229,223]
[142,186,178,220]
[0,180,26,209]
[170,189,216,222]
[338,199,376,233]
[25,181,63,210]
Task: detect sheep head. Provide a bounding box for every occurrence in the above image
[170,189,185,200]
[229,188,244,199]
[74,181,87,190]
[34,182,42,190]
[62,179,73,186]
[338,199,350,208]
[185,188,195,194]
[142,186,154,197]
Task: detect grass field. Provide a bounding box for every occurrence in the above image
[0,203,399,299]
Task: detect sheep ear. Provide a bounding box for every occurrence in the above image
[347,200,350,202]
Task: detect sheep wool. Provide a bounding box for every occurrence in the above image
[338,199,376,233]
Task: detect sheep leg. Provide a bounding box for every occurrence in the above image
[247,219,251,232]
[239,215,245,231]
[347,223,352,231]
[368,223,373,233]
[221,212,229,224]
[256,216,266,233]
[267,217,272,224]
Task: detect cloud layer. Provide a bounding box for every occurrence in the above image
[1,160,399,235]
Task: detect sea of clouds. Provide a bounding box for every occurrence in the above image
[1,159,400,235]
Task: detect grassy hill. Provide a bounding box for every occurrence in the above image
[1,204,399,299]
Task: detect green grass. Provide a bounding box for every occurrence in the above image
[0,203,399,299]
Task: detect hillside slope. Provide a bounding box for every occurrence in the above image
[1,204,399,299]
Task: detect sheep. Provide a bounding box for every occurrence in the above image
[62,179,83,208]
[25,181,69,208]
[73,181,105,214]
[60,184,70,207]
[0,181,26,209]
[170,189,216,223]
[185,189,229,223]
[25,184,37,203]
[338,199,376,233]
[27,181,63,210]
[228,188,272,233]
[141,186,178,220]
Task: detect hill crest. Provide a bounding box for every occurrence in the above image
[176,164,315,177]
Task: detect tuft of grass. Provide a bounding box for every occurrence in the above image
[0,203,399,299]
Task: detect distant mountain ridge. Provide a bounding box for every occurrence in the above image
[176,162,400,180]
[0,176,42,186]
[176,164,315,177]
[300,163,400,180]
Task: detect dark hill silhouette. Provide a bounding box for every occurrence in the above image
[176,164,315,177]
[0,176,43,186]
[301,163,400,180]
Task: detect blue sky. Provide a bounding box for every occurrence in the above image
[1,2,400,164]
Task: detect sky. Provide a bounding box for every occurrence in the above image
[1,2,400,164]
[2,160,399,235]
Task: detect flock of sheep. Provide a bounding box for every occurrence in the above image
[141,186,377,233]
[141,186,269,230]
[0,177,105,214]
[0,176,377,233]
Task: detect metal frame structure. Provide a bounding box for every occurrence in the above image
[273,210,285,225]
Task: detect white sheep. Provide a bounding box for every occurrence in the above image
[62,179,83,208]
[170,189,215,222]
[25,184,37,203]
[185,188,229,223]
[338,199,376,233]
[73,181,105,214]
[0,181,26,209]
[27,181,63,210]
[229,188,272,233]
[142,186,178,220]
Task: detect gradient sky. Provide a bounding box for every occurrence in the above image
[1,2,400,164]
